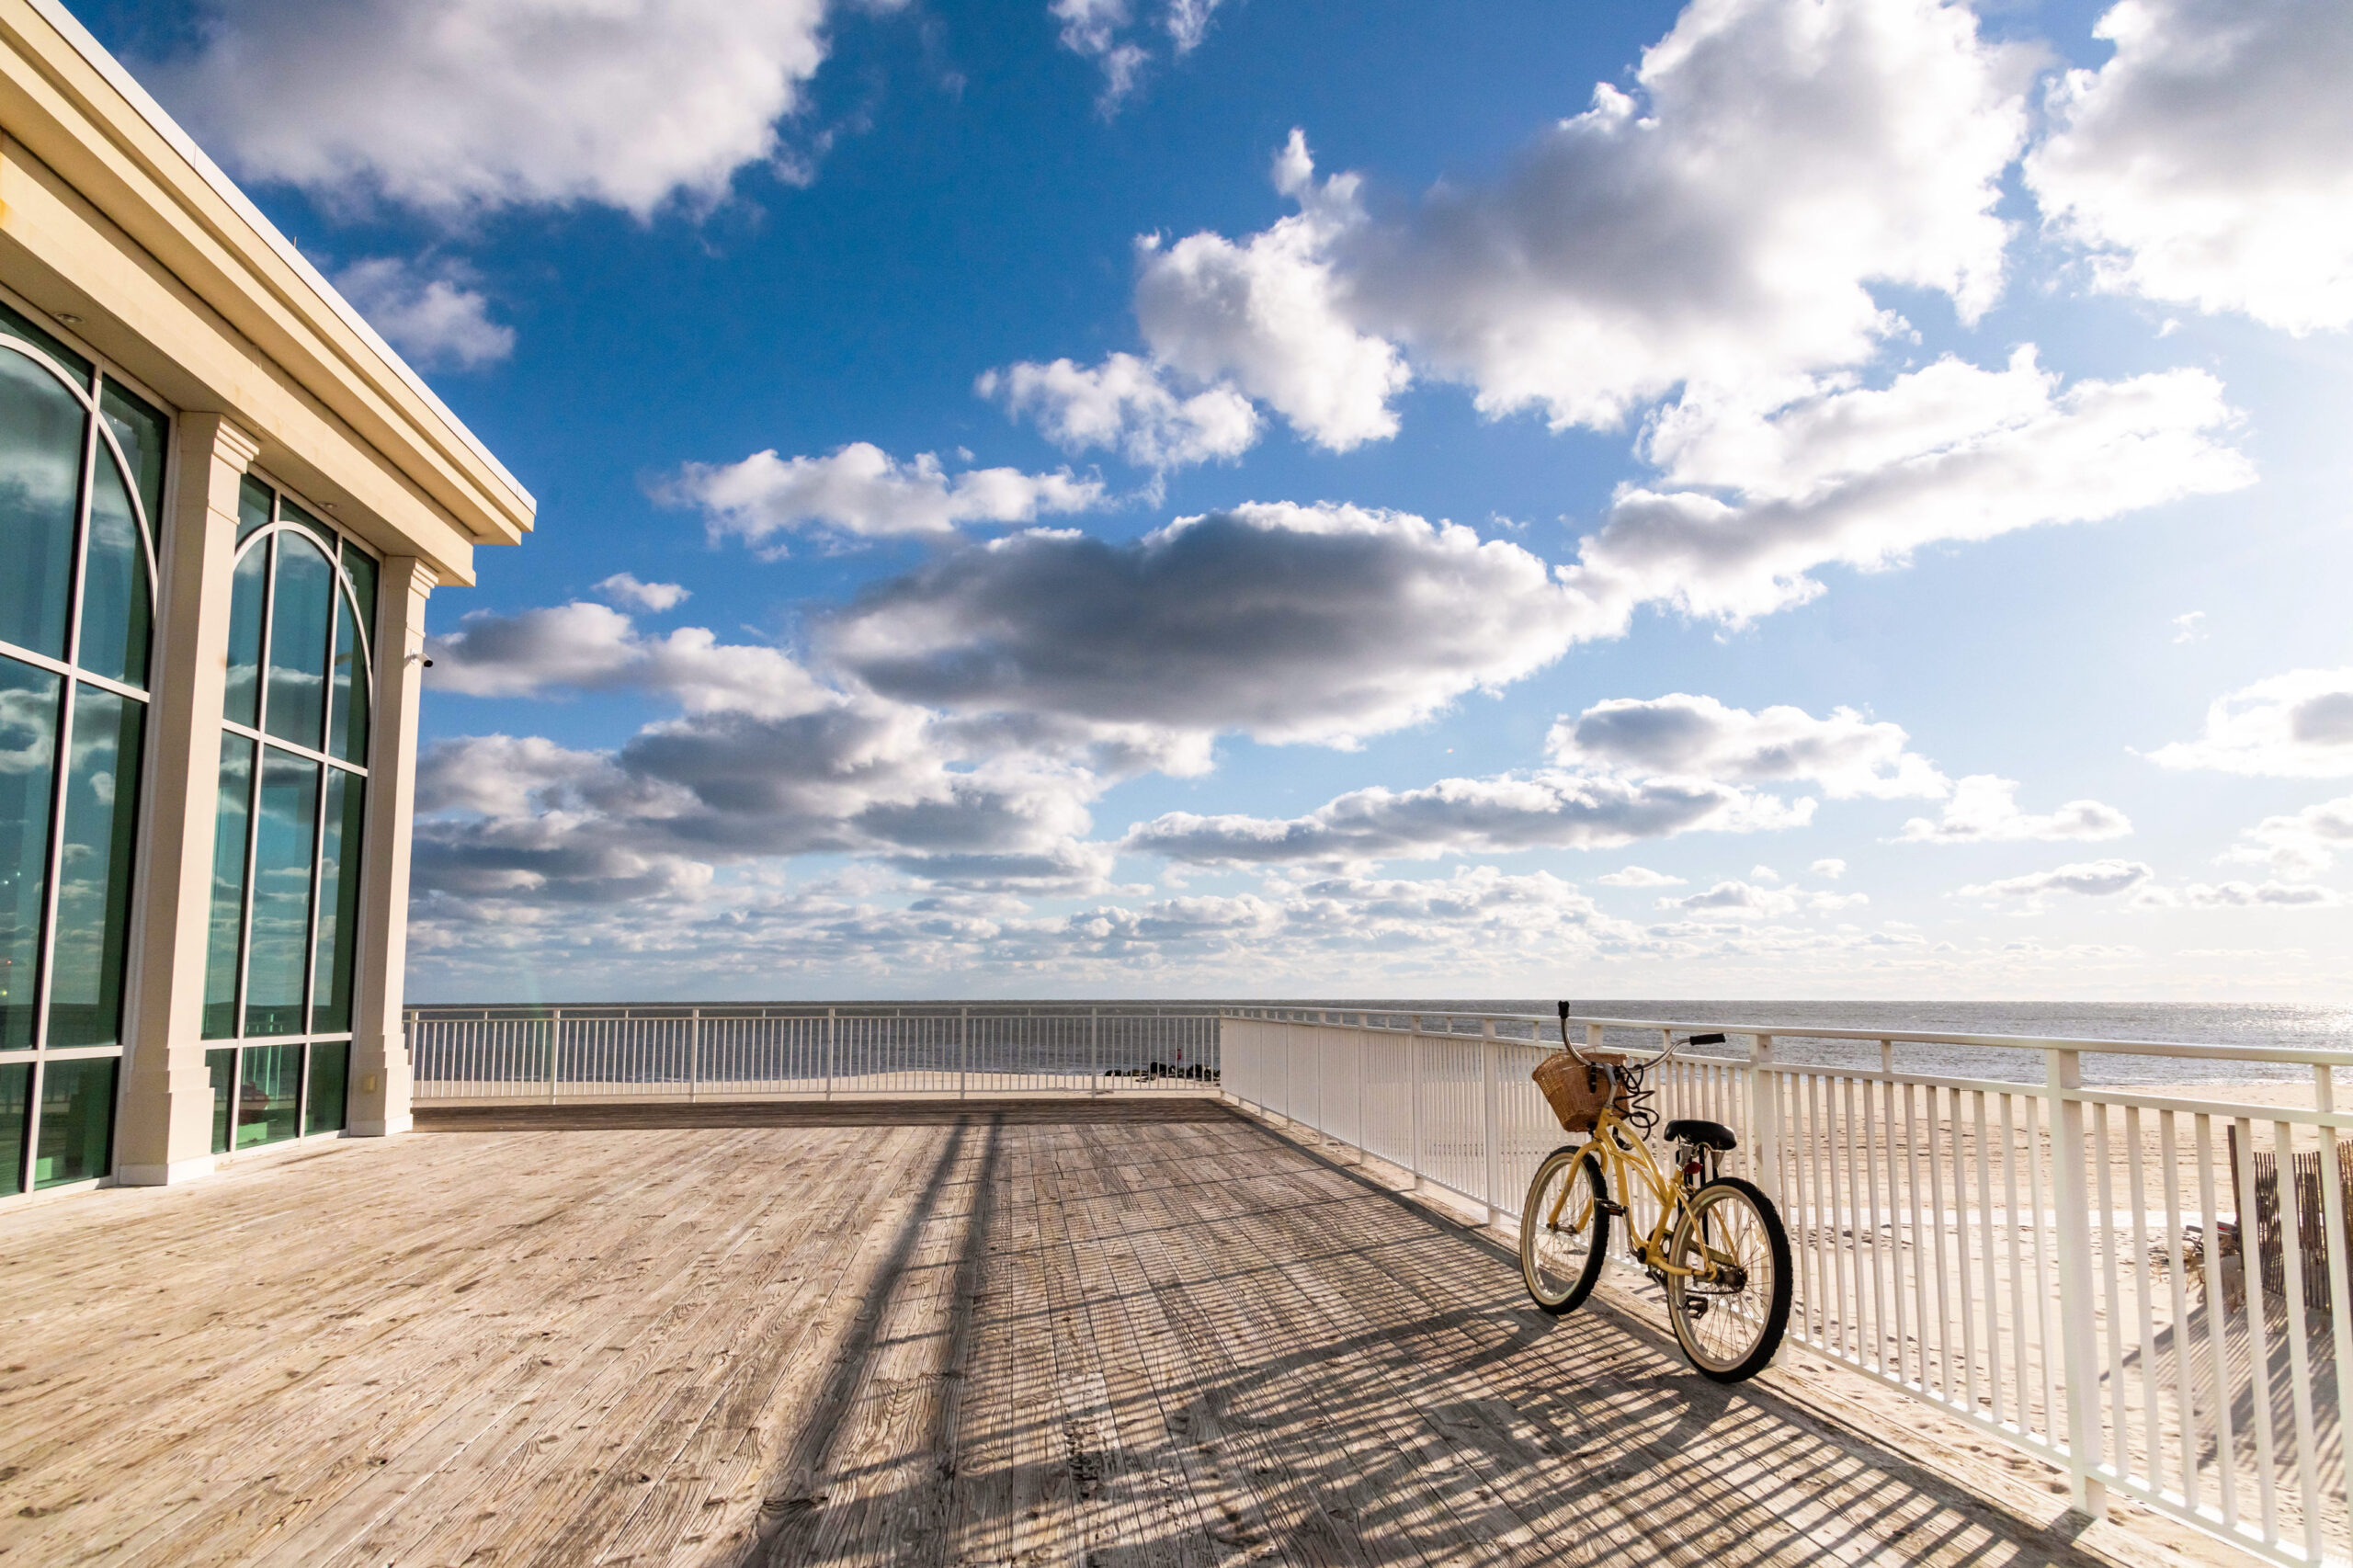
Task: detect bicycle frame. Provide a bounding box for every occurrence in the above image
[1546,1105,1738,1282]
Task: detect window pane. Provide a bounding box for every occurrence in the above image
[0,300,93,385]
[74,445,152,687]
[0,346,87,661]
[311,768,364,1034]
[47,686,143,1046]
[279,496,336,553]
[0,1062,26,1195]
[223,542,266,728]
[207,1047,234,1155]
[263,534,333,750]
[342,545,379,646]
[0,655,61,1050]
[326,592,369,764]
[244,748,317,1038]
[236,474,271,543]
[98,378,166,553]
[305,1040,347,1135]
[235,1040,300,1148]
[33,1054,115,1187]
[201,735,253,1040]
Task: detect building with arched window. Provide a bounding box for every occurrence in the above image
[0,0,534,1200]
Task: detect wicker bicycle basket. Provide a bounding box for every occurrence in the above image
[1531,1049,1631,1133]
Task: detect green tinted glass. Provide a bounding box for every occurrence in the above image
[327,592,369,764]
[33,1054,115,1187]
[342,545,379,642]
[237,474,271,543]
[97,378,166,553]
[0,345,87,661]
[311,768,364,1034]
[201,736,254,1040]
[207,1047,234,1155]
[46,687,143,1046]
[0,655,61,1050]
[0,300,92,385]
[305,1040,347,1135]
[0,1062,26,1194]
[263,534,333,751]
[75,444,152,688]
[235,1040,300,1148]
[223,543,266,727]
[243,749,316,1038]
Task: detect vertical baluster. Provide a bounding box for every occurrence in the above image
[1812,1071,1837,1352]
[1827,1074,1853,1361]
[2195,1115,2240,1530]
[1480,1021,1500,1228]
[2094,1100,2129,1483]
[2161,1109,2200,1512]
[2047,1050,2103,1512]
[2268,1117,2323,1562]
[2231,1117,2281,1540]
[1901,1074,1929,1393]
[2028,1088,2063,1450]
[1976,1090,2005,1429]
[2124,1106,2163,1499]
[1863,1062,1890,1375]
[1998,1092,2032,1433]
[1927,1083,1960,1406]
[2314,1071,2353,1560]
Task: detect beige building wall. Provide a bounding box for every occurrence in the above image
[0,0,532,1192]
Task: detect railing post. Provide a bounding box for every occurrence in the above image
[548,1007,562,1106]
[1750,1032,1778,1199]
[825,1006,835,1102]
[1355,1018,1366,1160]
[2047,1046,2108,1516]
[1091,1006,1101,1096]
[960,1006,969,1100]
[1482,1018,1501,1229]
[688,1007,700,1104]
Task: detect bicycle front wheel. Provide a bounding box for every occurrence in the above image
[1663,1178,1791,1382]
[1520,1144,1608,1314]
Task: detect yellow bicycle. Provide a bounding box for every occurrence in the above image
[1519,1004,1791,1382]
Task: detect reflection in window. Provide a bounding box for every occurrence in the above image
[206,1048,234,1155]
[306,1040,347,1135]
[201,738,252,1040]
[244,751,317,1040]
[236,1041,301,1148]
[76,443,151,688]
[264,534,333,751]
[202,478,375,1052]
[46,687,143,1046]
[0,1062,25,1194]
[0,348,85,660]
[0,657,59,1050]
[33,1055,116,1187]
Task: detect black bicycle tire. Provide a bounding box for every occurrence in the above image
[1520,1145,1608,1315]
[1663,1176,1792,1382]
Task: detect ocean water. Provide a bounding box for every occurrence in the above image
[1270,999,2353,1086]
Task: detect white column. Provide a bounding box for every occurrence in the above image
[117,415,262,1186]
[347,557,435,1137]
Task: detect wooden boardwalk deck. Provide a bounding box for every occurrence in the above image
[0,1099,2180,1566]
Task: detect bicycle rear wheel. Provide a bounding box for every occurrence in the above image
[1520,1145,1608,1314]
[1663,1177,1791,1382]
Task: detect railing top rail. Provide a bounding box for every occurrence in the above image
[1219,1006,2353,1066]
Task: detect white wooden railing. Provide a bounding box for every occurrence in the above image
[404,1003,1222,1102]
[1221,1006,2353,1568]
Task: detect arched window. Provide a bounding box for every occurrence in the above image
[0,296,167,1194]
[199,476,375,1156]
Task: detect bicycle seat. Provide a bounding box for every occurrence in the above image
[1665,1119,1736,1152]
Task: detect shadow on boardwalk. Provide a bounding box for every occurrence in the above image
[0,1101,2159,1567]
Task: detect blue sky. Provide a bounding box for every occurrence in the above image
[74,0,2353,1000]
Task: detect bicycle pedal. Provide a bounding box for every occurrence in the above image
[1597,1198,1628,1217]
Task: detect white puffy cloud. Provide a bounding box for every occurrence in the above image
[2168,881,2342,910]
[2171,610,2207,644]
[332,256,514,369]
[1124,772,1811,867]
[153,0,841,216]
[2149,668,2353,778]
[1134,136,1411,450]
[1960,859,2155,900]
[1563,351,2251,627]
[2221,794,2353,880]
[1110,0,2028,449]
[665,443,1108,548]
[1049,0,1227,108]
[2026,0,2353,333]
[1598,866,1687,888]
[1656,880,1868,919]
[426,601,829,719]
[1813,858,1847,879]
[1545,693,1947,800]
[979,354,1260,469]
[594,574,691,613]
[822,502,1590,749]
[1898,775,2132,844]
